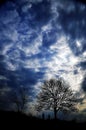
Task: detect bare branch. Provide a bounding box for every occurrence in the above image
[35,79,78,119]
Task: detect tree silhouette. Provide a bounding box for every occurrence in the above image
[36,79,78,119]
[11,86,29,112]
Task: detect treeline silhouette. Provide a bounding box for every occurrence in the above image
[0,110,86,129]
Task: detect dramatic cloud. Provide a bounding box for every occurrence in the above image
[0,0,86,112]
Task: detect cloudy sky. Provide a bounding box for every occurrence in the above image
[0,0,86,116]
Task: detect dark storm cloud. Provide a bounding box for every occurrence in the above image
[82,76,86,92]
[78,61,86,70]
[0,67,44,89]
[42,27,58,48]
[57,0,86,56]
[75,0,86,4]
[14,0,52,29]
[28,1,51,26]
[0,67,45,110]
[73,69,78,75]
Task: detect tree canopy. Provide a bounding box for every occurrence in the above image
[36,79,78,119]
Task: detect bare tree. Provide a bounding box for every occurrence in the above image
[11,86,29,113]
[36,79,78,119]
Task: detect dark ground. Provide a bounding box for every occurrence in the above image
[0,110,86,129]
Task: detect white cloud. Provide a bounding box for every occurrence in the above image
[83,52,86,57]
[41,23,52,32]
[22,3,32,13]
[37,34,84,91]
[6,62,18,71]
[24,58,41,70]
[0,0,85,94]
[61,70,84,91]
[2,29,18,42]
[76,40,81,48]
[51,0,76,12]
[20,30,85,92]
[34,81,42,92]
[19,34,42,56]
[2,43,13,55]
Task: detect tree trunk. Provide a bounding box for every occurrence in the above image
[54,107,57,120]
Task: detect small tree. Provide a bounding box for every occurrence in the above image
[36,79,78,119]
[11,86,29,112]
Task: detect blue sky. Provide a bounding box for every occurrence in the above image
[0,0,86,113]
